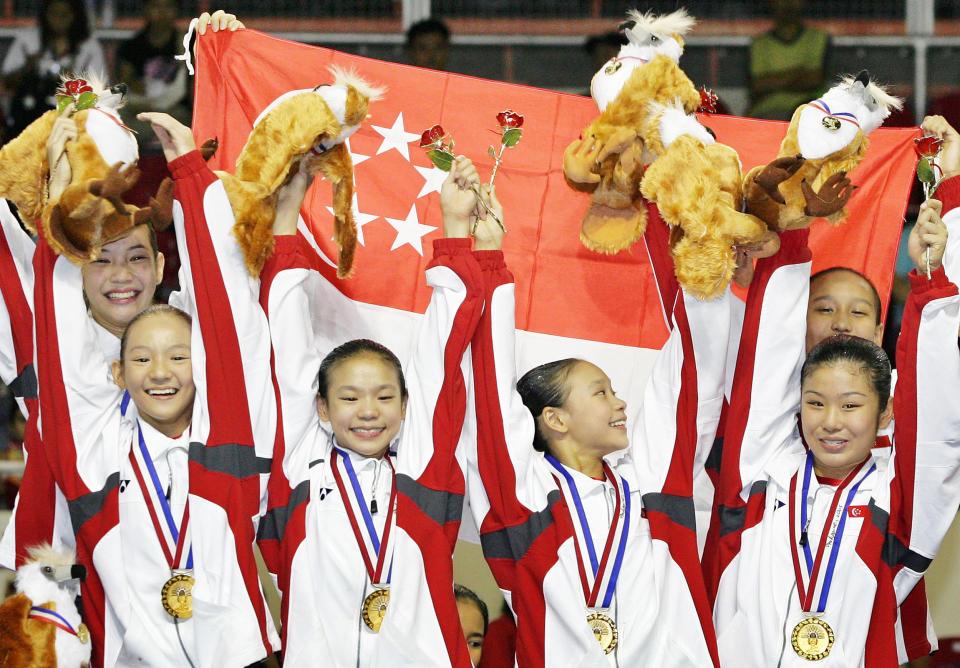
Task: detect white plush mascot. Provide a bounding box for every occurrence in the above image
[0,544,90,667]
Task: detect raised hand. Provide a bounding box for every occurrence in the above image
[473,184,505,251]
[46,115,78,201]
[137,112,197,162]
[196,10,245,34]
[921,115,960,182]
[753,154,804,204]
[441,156,480,239]
[909,199,947,276]
[801,172,854,218]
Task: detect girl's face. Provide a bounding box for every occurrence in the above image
[457,599,485,666]
[82,225,164,339]
[553,361,628,457]
[317,353,406,458]
[112,312,195,438]
[800,360,892,479]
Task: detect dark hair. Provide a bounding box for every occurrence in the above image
[119,303,192,361]
[454,583,489,636]
[39,0,90,57]
[516,359,579,452]
[810,267,882,326]
[801,334,891,406]
[406,18,450,47]
[584,31,627,55]
[317,339,407,402]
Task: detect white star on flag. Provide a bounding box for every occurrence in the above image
[413,164,448,199]
[346,138,370,167]
[326,193,378,246]
[372,112,421,161]
[385,204,436,255]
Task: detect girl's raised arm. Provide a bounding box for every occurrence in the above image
[142,112,279,663]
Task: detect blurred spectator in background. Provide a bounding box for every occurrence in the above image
[406,18,450,71]
[748,0,829,120]
[1,0,104,138]
[584,30,626,73]
[116,0,191,150]
[579,30,627,96]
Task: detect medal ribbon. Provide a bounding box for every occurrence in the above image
[330,447,397,585]
[789,452,875,613]
[28,606,80,637]
[128,421,193,570]
[546,455,631,608]
[807,100,861,128]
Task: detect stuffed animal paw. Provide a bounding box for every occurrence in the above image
[753,154,804,205]
[801,172,854,218]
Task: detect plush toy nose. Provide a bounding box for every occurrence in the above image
[855,70,870,87]
[111,83,128,97]
[71,564,87,581]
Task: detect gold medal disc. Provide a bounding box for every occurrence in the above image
[361,589,390,632]
[77,622,90,644]
[161,573,194,619]
[587,611,618,655]
[791,617,834,660]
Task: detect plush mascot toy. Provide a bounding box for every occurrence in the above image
[0,75,172,264]
[0,544,90,668]
[216,67,383,278]
[640,102,768,300]
[743,71,902,231]
[563,8,701,253]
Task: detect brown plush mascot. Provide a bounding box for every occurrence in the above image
[563,8,701,253]
[0,76,172,264]
[743,71,903,231]
[216,67,384,278]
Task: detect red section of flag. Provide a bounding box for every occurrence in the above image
[193,30,917,349]
[848,505,869,518]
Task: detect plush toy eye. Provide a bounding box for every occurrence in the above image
[650,34,660,42]
[41,565,53,575]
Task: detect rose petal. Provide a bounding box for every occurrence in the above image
[914,135,943,159]
[420,124,445,148]
[698,88,719,114]
[497,110,523,129]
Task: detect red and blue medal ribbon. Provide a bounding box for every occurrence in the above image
[28,605,81,637]
[546,455,631,609]
[330,446,397,585]
[128,421,192,570]
[807,99,861,129]
[789,451,875,613]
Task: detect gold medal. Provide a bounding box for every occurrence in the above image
[586,611,618,655]
[161,573,194,619]
[77,622,90,644]
[791,617,834,660]
[361,588,390,632]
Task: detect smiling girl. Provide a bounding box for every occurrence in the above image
[256,156,489,666]
[28,111,279,666]
[463,192,735,666]
[709,220,960,666]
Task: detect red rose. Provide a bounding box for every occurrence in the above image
[914,135,943,159]
[698,88,719,114]
[496,110,523,129]
[63,79,88,95]
[420,124,444,148]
